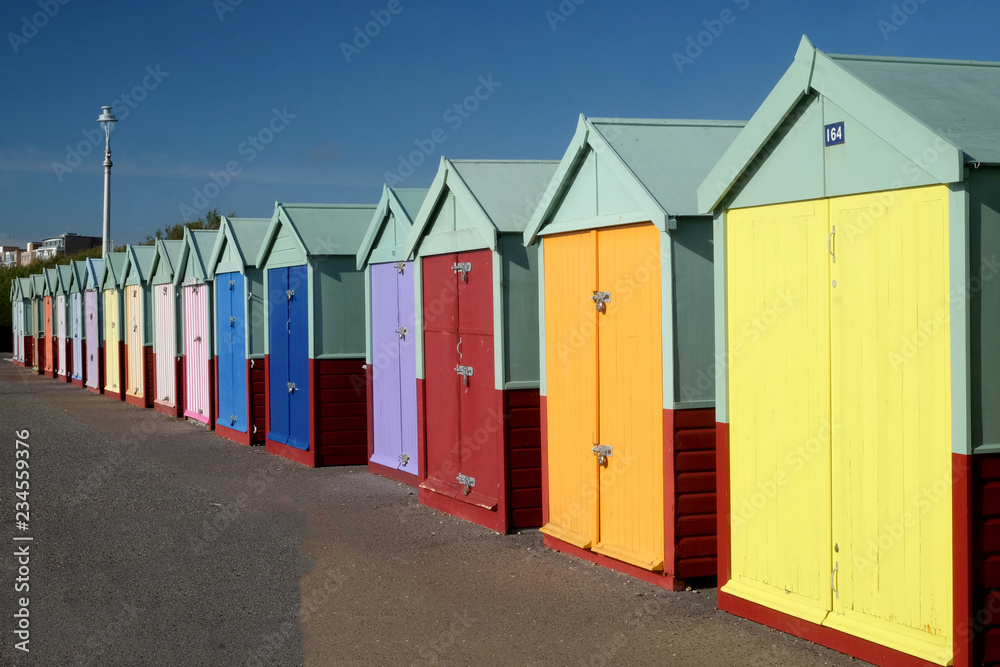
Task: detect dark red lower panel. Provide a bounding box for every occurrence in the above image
[670,408,717,581]
[249,358,265,444]
[970,451,1000,666]
[716,422,731,585]
[23,340,33,368]
[314,358,368,467]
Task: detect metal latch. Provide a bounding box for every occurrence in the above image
[192,285,199,294]
[194,336,202,343]
[394,261,406,274]
[133,324,137,332]
[231,415,237,425]
[592,444,612,466]
[229,279,235,288]
[455,365,473,385]
[162,286,168,295]
[286,289,295,300]
[395,326,407,339]
[287,382,296,394]
[230,316,236,325]
[457,473,476,495]
[399,453,410,467]
[592,291,611,313]
[451,262,471,282]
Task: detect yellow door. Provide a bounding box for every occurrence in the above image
[125,286,144,399]
[104,289,121,393]
[591,224,664,570]
[827,187,952,662]
[541,230,599,549]
[725,200,833,624]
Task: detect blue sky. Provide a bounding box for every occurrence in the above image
[0,0,994,246]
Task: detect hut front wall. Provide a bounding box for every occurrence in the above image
[499,234,539,389]
[672,217,715,407]
[311,257,365,358]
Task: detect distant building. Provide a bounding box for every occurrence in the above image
[0,245,24,268]
[19,233,101,264]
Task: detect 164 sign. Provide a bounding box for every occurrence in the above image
[825,121,845,147]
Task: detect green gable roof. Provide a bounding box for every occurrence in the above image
[42,268,60,296]
[524,115,744,244]
[123,245,158,286]
[207,216,271,273]
[56,264,73,296]
[68,260,88,293]
[356,186,429,270]
[151,239,185,284]
[173,228,219,285]
[697,35,994,212]
[99,251,128,290]
[255,202,378,267]
[404,158,559,257]
[84,258,104,291]
[30,273,44,298]
[17,277,33,300]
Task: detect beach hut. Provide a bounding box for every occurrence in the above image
[67,260,89,387]
[99,252,128,400]
[83,258,104,394]
[121,246,157,408]
[174,228,218,426]
[56,263,73,382]
[401,158,558,533]
[522,115,743,588]
[10,279,23,366]
[255,202,375,467]
[41,268,59,378]
[149,240,185,416]
[30,273,45,374]
[357,186,429,484]
[12,278,33,368]
[206,216,270,446]
[696,36,1000,667]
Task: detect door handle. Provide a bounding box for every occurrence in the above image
[456,337,462,358]
[831,561,839,599]
[828,226,836,263]
[286,319,291,334]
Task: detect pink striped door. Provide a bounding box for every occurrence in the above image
[154,284,177,406]
[183,283,210,423]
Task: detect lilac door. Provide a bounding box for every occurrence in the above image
[183,283,210,423]
[71,293,83,381]
[85,290,101,389]
[370,262,419,474]
[56,294,67,376]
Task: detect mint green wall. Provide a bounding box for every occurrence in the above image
[969,167,1000,451]
[312,257,365,357]
[248,267,265,358]
[672,217,715,406]
[500,234,539,387]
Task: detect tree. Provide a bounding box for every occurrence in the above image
[141,208,231,245]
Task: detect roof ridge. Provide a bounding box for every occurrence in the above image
[829,52,1000,68]
[588,117,746,127]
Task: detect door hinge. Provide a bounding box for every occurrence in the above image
[592,444,612,466]
[457,473,476,495]
[394,261,406,274]
[451,262,471,282]
[591,291,611,313]
[395,326,407,339]
[399,452,410,467]
[454,365,473,385]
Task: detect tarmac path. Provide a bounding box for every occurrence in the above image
[0,360,868,666]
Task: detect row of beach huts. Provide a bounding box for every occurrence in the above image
[9,37,1000,667]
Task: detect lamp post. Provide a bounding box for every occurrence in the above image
[97,106,117,258]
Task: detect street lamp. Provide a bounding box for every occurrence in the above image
[97,105,117,258]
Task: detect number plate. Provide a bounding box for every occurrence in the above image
[824,121,845,147]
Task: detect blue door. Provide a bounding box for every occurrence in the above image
[267,267,290,445]
[286,265,309,451]
[266,266,310,450]
[217,272,247,433]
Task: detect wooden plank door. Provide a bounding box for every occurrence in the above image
[154,285,177,406]
[184,284,210,423]
[397,261,419,476]
[422,253,461,495]
[591,224,665,571]
[267,268,291,445]
[724,200,833,624]
[126,287,144,399]
[104,290,121,393]
[44,296,53,373]
[540,231,600,549]
[217,272,248,433]
[56,295,67,376]
[826,187,953,662]
[371,262,404,469]
[285,265,310,450]
[71,294,83,380]
[85,291,100,389]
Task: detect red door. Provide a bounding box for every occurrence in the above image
[421,250,497,509]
